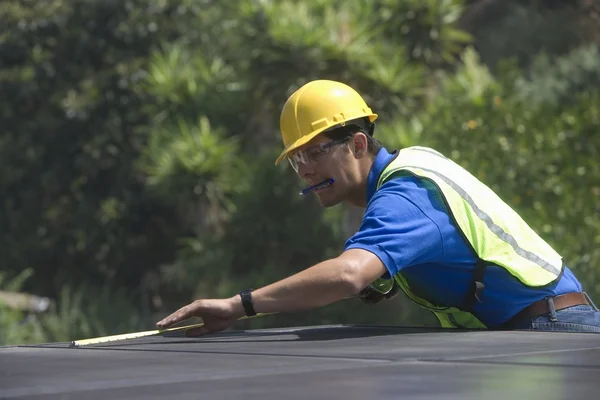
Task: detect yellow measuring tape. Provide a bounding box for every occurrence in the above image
[70,313,273,347]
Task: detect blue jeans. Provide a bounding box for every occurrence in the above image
[508,302,600,333]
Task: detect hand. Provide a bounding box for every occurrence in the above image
[156,297,243,336]
[358,281,400,304]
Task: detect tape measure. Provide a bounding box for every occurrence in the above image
[70,313,273,347]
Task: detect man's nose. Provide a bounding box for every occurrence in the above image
[297,161,315,179]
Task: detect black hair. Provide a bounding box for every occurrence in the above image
[322,117,382,157]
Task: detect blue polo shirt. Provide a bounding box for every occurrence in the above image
[344,148,582,328]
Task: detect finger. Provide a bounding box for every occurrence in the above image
[156,304,196,329]
[156,310,189,328]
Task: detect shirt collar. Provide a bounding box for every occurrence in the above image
[366,147,397,203]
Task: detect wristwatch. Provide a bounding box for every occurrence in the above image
[239,289,257,317]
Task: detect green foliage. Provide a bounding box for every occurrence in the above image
[38,284,147,343]
[375,0,472,65]
[465,1,584,69]
[515,44,600,107]
[0,0,190,295]
[0,270,46,345]
[141,116,239,219]
[0,270,146,345]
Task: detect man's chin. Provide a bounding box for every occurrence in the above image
[316,194,342,208]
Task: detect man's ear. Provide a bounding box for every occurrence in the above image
[352,133,368,158]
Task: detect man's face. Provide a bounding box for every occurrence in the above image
[289,134,363,207]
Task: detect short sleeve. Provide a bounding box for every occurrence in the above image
[344,178,445,278]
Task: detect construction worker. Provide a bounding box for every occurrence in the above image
[157,79,600,335]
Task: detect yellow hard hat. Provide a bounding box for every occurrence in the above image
[275,80,378,165]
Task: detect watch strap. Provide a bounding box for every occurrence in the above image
[239,289,257,317]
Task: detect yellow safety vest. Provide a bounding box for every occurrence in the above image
[369,146,564,328]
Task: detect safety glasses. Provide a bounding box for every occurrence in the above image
[287,138,350,172]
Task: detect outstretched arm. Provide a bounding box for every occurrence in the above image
[248,248,387,312]
[156,248,386,335]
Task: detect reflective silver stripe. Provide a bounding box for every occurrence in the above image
[411,147,447,159]
[398,161,561,276]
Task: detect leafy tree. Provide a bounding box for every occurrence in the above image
[0,0,204,296]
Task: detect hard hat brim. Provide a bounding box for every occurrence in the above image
[274,113,378,165]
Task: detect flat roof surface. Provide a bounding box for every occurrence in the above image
[2,325,600,399]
